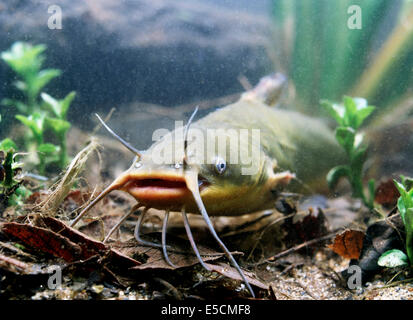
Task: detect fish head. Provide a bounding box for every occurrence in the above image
[113,125,294,216]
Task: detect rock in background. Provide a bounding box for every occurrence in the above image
[0,0,273,129]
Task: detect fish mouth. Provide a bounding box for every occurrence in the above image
[119,172,209,209]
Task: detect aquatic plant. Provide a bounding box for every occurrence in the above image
[271,0,413,113]
[378,176,413,268]
[0,121,29,208]
[41,92,75,169]
[321,96,375,208]
[1,42,75,174]
[1,42,61,114]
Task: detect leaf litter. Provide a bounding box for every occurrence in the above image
[1,140,412,299]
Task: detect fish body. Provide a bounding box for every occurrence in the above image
[112,79,345,216]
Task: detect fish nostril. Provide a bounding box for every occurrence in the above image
[197,174,210,190]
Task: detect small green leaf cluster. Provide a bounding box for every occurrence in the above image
[321,96,375,209]
[379,177,413,268]
[1,42,75,174]
[0,115,31,207]
[0,145,31,208]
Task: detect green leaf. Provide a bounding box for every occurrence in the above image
[45,117,71,135]
[8,185,32,206]
[378,249,409,268]
[343,96,357,114]
[350,145,368,173]
[343,96,357,128]
[3,150,15,186]
[15,112,46,142]
[1,42,46,77]
[60,91,76,119]
[15,115,39,136]
[45,154,60,165]
[394,178,413,224]
[353,97,368,110]
[320,100,344,125]
[354,106,375,129]
[2,98,29,114]
[41,92,60,117]
[398,196,407,225]
[402,176,413,191]
[405,208,413,265]
[342,97,375,129]
[29,68,61,98]
[326,165,350,190]
[335,126,355,154]
[394,179,407,196]
[14,80,27,92]
[38,143,59,154]
[41,91,76,119]
[0,138,17,151]
[353,132,364,149]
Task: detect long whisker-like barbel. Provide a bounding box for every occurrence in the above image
[70,114,142,228]
[95,113,142,158]
[180,107,255,296]
[162,209,177,268]
[103,203,140,243]
[184,171,255,298]
[181,206,211,271]
[70,181,121,227]
[134,207,162,248]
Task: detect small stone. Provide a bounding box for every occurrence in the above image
[91,284,104,294]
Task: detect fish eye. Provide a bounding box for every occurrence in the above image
[214,157,227,175]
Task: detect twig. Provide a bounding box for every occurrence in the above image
[246,213,295,261]
[249,232,338,267]
[154,277,183,300]
[0,253,28,271]
[0,240,35,260]
[386,270,405,286]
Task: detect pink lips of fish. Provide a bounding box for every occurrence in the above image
[106,169,206,212]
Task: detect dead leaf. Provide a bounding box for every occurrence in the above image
[0,215,141,268]
[115,234,228,270]
[64,190,91,205]
[283,208,329,253]
[375,178,400,207]
[33,216,106,260]
[342,214,405,283]
[294,208,328,241]
[0,222,82,262]
[25,191,50,205]
[34,216,141,268]
[328,229,364,260]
